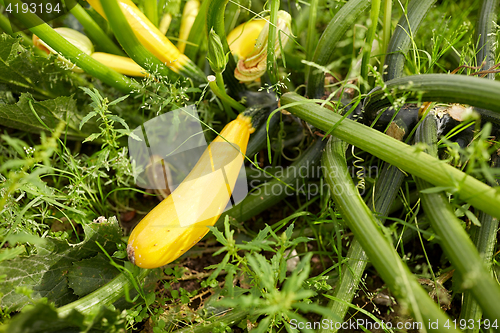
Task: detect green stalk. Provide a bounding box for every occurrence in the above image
[460,212,499,332]
[364,74,500,115]
[279,92,500,220]
[475,0,498,79]
[207,75,244,114]
[184,0,209,60]
[0,12,13,34]
[304,0,319,79]
[323,136,460,332]
[100,0,178,80]
[70,4,126,56]
[266,0,279,85]
[459,153,499,332]
[320,163,405,333]
[57,269,150,317]
[383,0,436,81]
[206,0,245,97]
[144,0,159,27]
[4,0,140,93]
[379,0,392,76]
[306,0,370,98]
[360,0,381,91]
[413,115,500,323]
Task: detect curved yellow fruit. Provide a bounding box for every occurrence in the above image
[177,0,200,53]
[226,19,266,59]
[86,0,189,73]
[127,114,254,268]
[91,52,147,77]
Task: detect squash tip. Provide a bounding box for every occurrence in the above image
[127,244,136,265]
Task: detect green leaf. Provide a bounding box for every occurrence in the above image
[0,93,99,140]
[79,111,97,130]
[0,217,123,312]
[82,132,101,143]
[67,253,120,297]
[207,224,228,247]
[0,247,25,263]
[108,94,129,106]
[108,115,129,129]
[0,34,79,99]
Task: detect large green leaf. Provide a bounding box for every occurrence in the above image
[0,93,99,139]
[67,253,119,297]
[0,33,80,99]
[0,217,122,312]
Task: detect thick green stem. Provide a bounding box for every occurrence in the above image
[304,0,318,79]
[379,0,392,76]
[460,211,499,332]
[475,0,498,79]
[266,0,279,85]
[70,4,125,56]
[206,0,245,97]
[364,74,500,115]
[57,269,150,317]
[4,0,140,93]
[360,0,381,91]
[280,92,500,220]
[100,0,177,80]
[306,0,370,98]
[323,136,460,332]
[207,75,244,114]
[414,115,500,323]
[459,154,499,332]
[320,162,405,332]
[383,0,436,81]
[143,0,159,27]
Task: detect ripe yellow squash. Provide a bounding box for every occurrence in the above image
[127,113,255,268]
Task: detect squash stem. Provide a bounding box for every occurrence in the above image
[208,75,245,114]
[57,268,150,317]
[70,4,126,56]
[4,0,141,93]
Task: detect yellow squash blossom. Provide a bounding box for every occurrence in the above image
[233,11,292,82]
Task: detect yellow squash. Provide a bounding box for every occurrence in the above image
[127,114,255,268]
[91,52,147,77]
[86,0,190,73]
[177,0,200,53]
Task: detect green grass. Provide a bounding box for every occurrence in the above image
[0,0,499,331]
